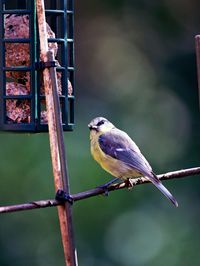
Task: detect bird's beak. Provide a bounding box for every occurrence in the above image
[88,124,98,131]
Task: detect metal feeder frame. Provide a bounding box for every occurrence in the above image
[0,0,75,132]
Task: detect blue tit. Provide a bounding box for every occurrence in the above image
[88,117,178,207]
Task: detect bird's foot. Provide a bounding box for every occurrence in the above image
[125,178,134,190]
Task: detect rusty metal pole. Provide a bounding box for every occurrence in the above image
[36,1,77,265]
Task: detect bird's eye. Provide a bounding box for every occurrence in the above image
[97,120,105,127]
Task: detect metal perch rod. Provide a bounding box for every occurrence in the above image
[0,167,199,214]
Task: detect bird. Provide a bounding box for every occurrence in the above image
[88,117,178,207]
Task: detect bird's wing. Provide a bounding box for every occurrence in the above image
[98,129,152,176]
[98,129,178,207]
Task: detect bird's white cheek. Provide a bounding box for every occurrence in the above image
[99,125,113,133]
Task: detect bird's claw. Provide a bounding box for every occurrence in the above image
[125,179,134,190]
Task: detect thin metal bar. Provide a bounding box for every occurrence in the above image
[48,38,65,43]
[68,67,75,71]
[0,1,4,129]
[68,95,75,99]
[29,0,35,125]
[67,0,75,127]
[3,67,32,71]
[45,10,65,15]
[2,10,31,14]
[2,123,36,132]
[3,95,32,99]
[48,49,70,201]
[3,39,31,43]
[67,10,74,14]
[62,0,68,125]
[195,35,200,109]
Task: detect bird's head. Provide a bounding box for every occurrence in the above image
[88,117,115,134]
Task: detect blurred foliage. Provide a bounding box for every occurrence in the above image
[0,0,200,265]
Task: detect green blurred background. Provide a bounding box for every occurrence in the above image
[1,0,200,265]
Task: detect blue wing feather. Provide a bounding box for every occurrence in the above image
[98,129,152,176]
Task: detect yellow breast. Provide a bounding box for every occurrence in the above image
[90,131,140,179]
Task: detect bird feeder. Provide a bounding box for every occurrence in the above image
[0,0,75,132]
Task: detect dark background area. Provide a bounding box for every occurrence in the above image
[0,0,200,265]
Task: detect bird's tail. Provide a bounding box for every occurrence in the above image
[148,172,178,207]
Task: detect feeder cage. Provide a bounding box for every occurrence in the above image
[0,0,75,132]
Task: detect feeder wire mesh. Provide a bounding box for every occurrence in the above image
[0,0,75,132]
